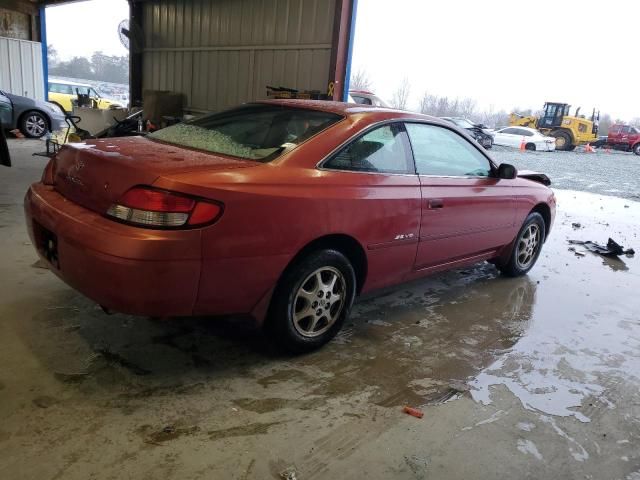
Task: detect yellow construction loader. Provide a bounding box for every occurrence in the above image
[509,102,599,151]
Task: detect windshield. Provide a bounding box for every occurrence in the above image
[149,104,343,161]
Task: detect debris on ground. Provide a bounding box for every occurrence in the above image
[280,466,298,480]
[571,222,582,229]
[568,238,635,257]
[403,406,424,419]
[9,129,24,139]
[568,247,586,257]
[449,382,471,393]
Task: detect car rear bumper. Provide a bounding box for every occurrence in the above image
[24,183,202,316]
[51,115,67,131]
[538,141,556,151]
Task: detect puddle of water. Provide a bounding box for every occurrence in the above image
[471,190,640,422]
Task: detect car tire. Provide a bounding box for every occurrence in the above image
[20,110,49,138]
[496,212,546,277]
[525,143,536,151]
[266,249,356,353]
[633,144,640,156]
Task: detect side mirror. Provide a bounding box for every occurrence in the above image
[497,163,517,179]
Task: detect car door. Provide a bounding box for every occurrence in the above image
[608,125,620,144]
[0,91,12,127]
[508,128,529,147]
[49,83,73,112]
[620,125,631,146]
[405,122,516,271]
[494,127,517,147]
[320,122,421,291]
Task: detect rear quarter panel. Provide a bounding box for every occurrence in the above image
[154,118,422,316]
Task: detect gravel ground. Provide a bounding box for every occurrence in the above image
[489,145,640,201]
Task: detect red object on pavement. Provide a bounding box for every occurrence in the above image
[403,406,424,419]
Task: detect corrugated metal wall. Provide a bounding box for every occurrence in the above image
[0,36,44,100]
[141,0,336,113]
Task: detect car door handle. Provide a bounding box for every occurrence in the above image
[428,198,444,209]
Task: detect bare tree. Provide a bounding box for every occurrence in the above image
[390,78,411,110]
[349,69,373,91]
[434,96,450,117]
[418,91,437,115]
[458,97,477,118]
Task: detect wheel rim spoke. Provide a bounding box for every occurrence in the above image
[516,224,540,269]
[292,266,346,338]
[26,116,45,135]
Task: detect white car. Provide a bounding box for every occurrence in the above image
[492,126,556,152]
[348,90,391,108]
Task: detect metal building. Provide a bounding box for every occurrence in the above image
[0,2,47,99]
[130,0,357,111]
[1,0,356,113]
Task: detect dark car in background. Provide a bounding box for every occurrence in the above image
[441,116,493,149]
[0,90,67,138]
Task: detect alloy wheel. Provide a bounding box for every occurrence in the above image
[292,266,346,338]
[25,114,46,137]
[516,224,541,269]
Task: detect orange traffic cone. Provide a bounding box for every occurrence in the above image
[519,137,526,151]
[585,144,595,153]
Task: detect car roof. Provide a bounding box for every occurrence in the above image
[48,78,92,87]
[256,99,438,122]
[501,126,537,133]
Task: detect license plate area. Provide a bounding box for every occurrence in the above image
[33,221,59,269]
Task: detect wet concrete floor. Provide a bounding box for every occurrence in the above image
[1,140,639,479]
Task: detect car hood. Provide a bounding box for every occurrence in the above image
[517,169,551,186]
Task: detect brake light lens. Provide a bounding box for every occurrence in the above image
[106,187,222,228]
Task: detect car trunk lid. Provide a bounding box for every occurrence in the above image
[52,137,257,214]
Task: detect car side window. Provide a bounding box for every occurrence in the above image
[517,129,533,137]
[50,83,71,94]
[501,128,517,135]
[621,126,631,134]
[406,123,492,177]
[324,123,413,174]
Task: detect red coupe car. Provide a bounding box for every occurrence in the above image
[24,100,555,352]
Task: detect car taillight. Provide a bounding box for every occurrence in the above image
[106,186,223,228]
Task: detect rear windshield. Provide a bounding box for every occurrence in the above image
[149,104,343,161]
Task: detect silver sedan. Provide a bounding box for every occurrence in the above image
[0,90,67,138]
